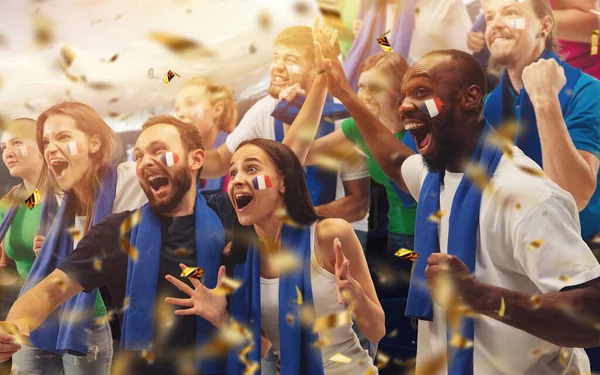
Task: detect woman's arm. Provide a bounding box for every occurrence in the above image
[303,129,356,166]
[552,0,599,43]
[316,218,385,343]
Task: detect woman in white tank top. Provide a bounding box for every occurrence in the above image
[227,139,385,374]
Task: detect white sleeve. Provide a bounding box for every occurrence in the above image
[340,156,370,181]
[225,99,271,153]
[113,162,148,213]
[513,196,600,293]
[401,154,427,202]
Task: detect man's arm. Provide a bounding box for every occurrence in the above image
[315,176,370,223]
[552,0,599,43]
[6,269,83,333]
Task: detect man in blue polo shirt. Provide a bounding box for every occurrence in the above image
[483,0,600,242]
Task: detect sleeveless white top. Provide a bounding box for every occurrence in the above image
[260,223,377,375]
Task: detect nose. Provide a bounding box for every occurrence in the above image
[44,141,59,158]
[487,13,507,32]
[397,97,419,120]
[271,58,285,73]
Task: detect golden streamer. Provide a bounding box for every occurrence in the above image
[24,189,41,210]
[428,210,446,223]
[394,248,419,262]
[180,267,204,279]
[149,32,215,57]
[526,238,545,251]
[592,30,599,55]
[377,36,392,52]
[497,297,506,317]
[120,210,141,261]
[329,352,352,363]
[211,276,242,296]
[296,285,303,305]
[313,310,352,332]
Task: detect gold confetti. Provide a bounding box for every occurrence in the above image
[428,210,446,223]
[592,30,599,55]
[517,164,546,178]
[313,154,341,172]
[249,43,257,54]
[394,248,419,262]
[296,285,303,305]
[105,53,119,63]
[497,297,506,317]
[530,294,542,308]
[180,267,204,279]
[120,210,140,261]
[313,310,352,332]
[24,189,41,209]
[375,351,390,369]
[257,10,272,30]
[109,97,119,103]
[362,367,377,375]
[377,36,393,52]
[526,238,544,251]
[329,352,352,364]
[298,304,316,326]
[286,313,294,326]
[171,247,193,256]
[449,334,474,349]
[542,211,549,216]
[164,69,180,84]
[515,203,521,211]
[33,13,55,46]
[211,276,242,296]
[387,328,398,338]
[313,332,331,348]
[149,32,214,57]
[466,164,493,192]
[86,82,116,91]
[559,274,570,282]
[198,320,248,358]
[559,347,569,366]
[60,45,76,68]
[141,350,155,364]
[293,1,311,14]
[92,257,102,272]
[268,250,301,274]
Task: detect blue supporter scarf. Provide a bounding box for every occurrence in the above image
[20,166,117,355]
[485,50,581,167]
[121,192,225,373]
[226,224,324,375]
[389,132,419,208]
[272,95,339,206]
[405,123,502,375]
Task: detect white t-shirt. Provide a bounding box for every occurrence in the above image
[400,148,600,375]
[57,162,148,247]
[226,95,370,232]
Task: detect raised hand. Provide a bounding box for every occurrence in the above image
[333,238,362,305]
[467,31,486,53]
[278,83,306,103]
[165,264,228,328]
[424,253,474,308]
[33,234,45,256]
[522,58,567,106]
[0,320,30,363]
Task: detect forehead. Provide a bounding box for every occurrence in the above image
[358,68,389,85]
[2,122,34,142]
[273,44,310,60]
[403,54,452,86]
[43,114,77,135]
[231,144,270,164]
[482,0,532,13]
[136,124,182,149]
[175,85,208,102]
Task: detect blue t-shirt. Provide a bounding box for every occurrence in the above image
[486,73,600,240]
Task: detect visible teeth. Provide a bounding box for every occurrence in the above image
[273,76,286,83]
[405,123,424,130]
[148,175,165,181]
[235,193,250,199]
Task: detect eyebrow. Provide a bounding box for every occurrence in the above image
[133,140,168,154]
[43,130,71,138]
[229,156,262,167]
[408,72,433,81]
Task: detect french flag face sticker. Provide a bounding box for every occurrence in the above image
[15,145,30,158]
[252,175,272,190]
[419,97,444,118]
[66,141,82,156]
[160,152,179,167]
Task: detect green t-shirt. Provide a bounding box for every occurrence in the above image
[341,118,417,235]
[0,202,106,318]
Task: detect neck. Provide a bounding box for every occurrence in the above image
[506,46,546,92]
[253,211,284,251]
[164,185,197,217]
[446,119,485,173]
[202,127,220,150]
[21,173,40,194]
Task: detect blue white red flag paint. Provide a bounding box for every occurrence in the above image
[160,152,179,167]
[419,97,444,118]
[252,175,272,190]
[15,145,30,157]
[66,141,82,156]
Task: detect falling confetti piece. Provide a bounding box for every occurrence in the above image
[268,250,301,274]
[257,10,272,30]
[313,310,352,332]
[106,53,119,63]
[362,367,377,375]
[517,164,546,178]
[526,238,544,251]
[593,30,599,55]
[141,350,155,364]
[171,247,193,256]
[198,320,248,358]
[530,294,542,308]
[296,285,303,305]
[149,32,214,57]
[109,97,119,103]
[164,69,180,84]
[120,210,141,261]
[387,329,398,338]
[286,313,294,326]
[293,1,310,14]
[211,276,242,296]
[86,82,116,90]
[377,36,393,52]
[33,13,55,46]
[66,227,81,243]
[542,211,549,216]
[559,347,569,366]
[180,267,204,279]
[24,189,41,210]
[559,274,570,282]
[50,276,67,291]
[313,332,331,348]
[249,43,257,54]
[60,45,76,68]
[428,210,446,223]
[394,248,419,262]
[352,145,370,159]
[329,352,352,364]
[515,203,521,211]
[497,297,506,317]
[375,351,390,369]
[449,334,474,349]
[381,29,391,37]
[186,8,192,13]
[466,164,494,192]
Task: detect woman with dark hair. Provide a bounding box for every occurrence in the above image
[10,101,147,375]
[167,138,384,374]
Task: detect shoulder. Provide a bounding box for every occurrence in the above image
[401,154,428,200]
[116,161,137,181]
[315,218,354,247]
[340,118,358,140]
[573,72,600,94]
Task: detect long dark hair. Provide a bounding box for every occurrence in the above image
[236,138,319,226]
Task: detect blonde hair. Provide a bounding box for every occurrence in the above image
[184,77,238,133]
[36,101,122,233]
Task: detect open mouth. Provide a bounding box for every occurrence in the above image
[234,193,254,211]
[405,122,433,153]
[50,159,69,178]
[272,75,288,85]
[147,174,170,193]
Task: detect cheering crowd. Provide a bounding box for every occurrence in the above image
[1,0,600,374]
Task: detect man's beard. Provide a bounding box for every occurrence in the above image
[490,50,518,71]
[421,105,456,173]
[268,84,283,99]
[144,163,192,214]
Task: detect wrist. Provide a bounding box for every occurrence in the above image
[216,310,230,328]
[531,94,560,111]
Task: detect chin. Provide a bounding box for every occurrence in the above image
[268,86,282,99]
